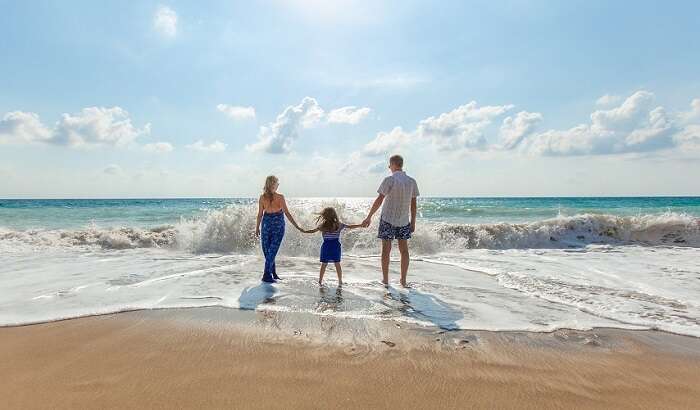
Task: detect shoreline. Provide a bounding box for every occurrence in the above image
[2,307,699,409]
[2,304,699,343]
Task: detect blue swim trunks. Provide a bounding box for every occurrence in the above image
[378,219,411,240]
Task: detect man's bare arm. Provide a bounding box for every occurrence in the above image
[410,197,417,232]
[362,194,385,226]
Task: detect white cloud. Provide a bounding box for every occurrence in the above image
[362,126,411,156]
[247,97,324,154]
[590,91,656,131]
[528,91,677,156]
[103,164,123,175]
[327,106,371,124]
[498,111,543,150]
[676,124,700,149]
[300,100,325,128]
[154,5,178,37]
[675,100,700,150]
[186,140,227,153]
[367,161,388,174]
[338,151,362,175]
[528,125,602,156]
[357,100,514,159]
[353,91,700,161]
[143,141,174,153]
[53,107,151,147]
[243,97,373,154]
[0,111,52,144]
[1,107,156,150]
[692,98,700,113]
[679,98,700,123]
[416,101,513,151]
[596,94,621,106]
[216,104,256,121]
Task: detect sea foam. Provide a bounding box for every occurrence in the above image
[2,206,698,252]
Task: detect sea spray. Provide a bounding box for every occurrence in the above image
[2,207,698,252]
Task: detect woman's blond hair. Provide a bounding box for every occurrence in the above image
[263,175,279,203]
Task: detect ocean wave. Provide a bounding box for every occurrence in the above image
[0,224,177,250]
[434,212,700,249]
[1,206,699,252]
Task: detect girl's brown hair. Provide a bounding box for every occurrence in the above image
[316,207,341,233]
[263,175,279,203]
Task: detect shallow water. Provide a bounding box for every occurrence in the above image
[1,197,699,336]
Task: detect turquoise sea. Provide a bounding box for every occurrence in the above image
[2,196,700,229]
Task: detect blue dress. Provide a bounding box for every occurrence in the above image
[320,224,345,263]
[261,210,285,282]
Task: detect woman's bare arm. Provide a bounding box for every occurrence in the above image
[281,195,302,231]
[255,196,264,236]
[302,227,319,234]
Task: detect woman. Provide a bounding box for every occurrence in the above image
[255,175,303,282]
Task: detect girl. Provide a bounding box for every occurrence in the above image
[302,207,363,285]
[255,175,303,283]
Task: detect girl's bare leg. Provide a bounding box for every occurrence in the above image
[319,263,328,284]
[334,262,343,285]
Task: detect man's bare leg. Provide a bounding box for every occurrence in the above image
[381,240,392,285]
[398,239,409,287]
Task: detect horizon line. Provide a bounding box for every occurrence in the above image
[2,195,700,201]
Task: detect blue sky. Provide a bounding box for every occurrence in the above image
[1,0,699,197]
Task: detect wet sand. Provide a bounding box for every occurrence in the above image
[1,308,699,409]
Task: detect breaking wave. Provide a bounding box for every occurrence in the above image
[1,206,699,253]
[433,212,700,249]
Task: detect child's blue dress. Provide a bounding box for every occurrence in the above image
[320,224,345,263]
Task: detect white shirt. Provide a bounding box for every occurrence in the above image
[377,170,419,227]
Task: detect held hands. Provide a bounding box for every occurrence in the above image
[295,225,311,233]
[295,220,374,234]
[255,227,260,237]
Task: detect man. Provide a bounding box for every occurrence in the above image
[362,154,419,287]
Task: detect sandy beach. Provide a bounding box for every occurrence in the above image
[4,0,700,408]
[2,308,699,409]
